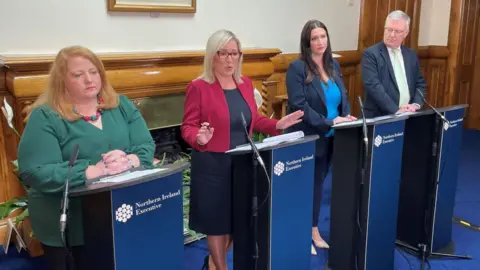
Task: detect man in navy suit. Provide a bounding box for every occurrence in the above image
[361,10,427,118]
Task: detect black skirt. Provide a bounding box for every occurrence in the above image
[188,150,234,235]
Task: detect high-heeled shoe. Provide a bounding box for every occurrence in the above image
[312,236,329,249]
[201,255,209,270]
[312,227,330,249]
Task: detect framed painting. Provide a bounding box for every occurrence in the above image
[107,0,196,13]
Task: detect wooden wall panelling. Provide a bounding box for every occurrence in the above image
[418,46,450,108]
[0,48,281,204]
[448,0,480,129]
[359,0,421,51]
[471,7,480,129]
[0,69,10,203]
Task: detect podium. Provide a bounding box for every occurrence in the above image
[396,105,468,253]
[327,115,408,270]
[226,134,318,270]
[70,162,189,270]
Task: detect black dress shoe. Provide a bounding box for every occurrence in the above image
[202,255,209,270]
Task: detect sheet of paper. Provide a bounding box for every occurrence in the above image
[226,131,306,154]
[394,111,417,117]
[263,131,304,144]
[226,140,283,154]
[93,168,167,184]
[333,118,375,128]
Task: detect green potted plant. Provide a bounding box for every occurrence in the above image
[0,98,43,257]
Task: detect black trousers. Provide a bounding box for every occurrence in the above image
[312,137,334,227]
[41,244,87,270]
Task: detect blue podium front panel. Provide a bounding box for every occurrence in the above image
[110,172,183,270]
[365,120,405,270]
[270,140,316,270]
[432,107,466,252]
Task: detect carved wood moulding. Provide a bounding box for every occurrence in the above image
[0,48,282,99]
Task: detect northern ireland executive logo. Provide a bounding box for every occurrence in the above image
[273,155,314,176]
[114,190,181,224]
[274,161,285,176]
[374,135,383,147]
[115,204,133,223]
[374,132,403,147]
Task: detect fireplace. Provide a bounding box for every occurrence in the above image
[150,125,191,165]
[133,93,191,165]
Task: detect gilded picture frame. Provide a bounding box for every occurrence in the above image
[107,0,196,13]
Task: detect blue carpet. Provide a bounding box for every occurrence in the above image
[1,129,479,270]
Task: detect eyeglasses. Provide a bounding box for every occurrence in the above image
[216,50,242,59]
[385,28,405,35]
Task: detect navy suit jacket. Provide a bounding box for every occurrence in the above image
[285,59,351,157]
[361,42,427,118]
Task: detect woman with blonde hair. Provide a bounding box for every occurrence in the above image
[181,30,304,270]
[18,45,155,270]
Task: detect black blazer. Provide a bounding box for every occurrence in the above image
[285,58,351,157]
[361,41,427,118]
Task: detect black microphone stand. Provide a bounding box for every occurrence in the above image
[355,96,369,270]
[395,90,471,270]
[60,144,80,270]
[240,112,265,270]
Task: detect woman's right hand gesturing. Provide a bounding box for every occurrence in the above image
[196,122,214,145]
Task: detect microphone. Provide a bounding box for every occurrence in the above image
[358,96,369,150]
[60,144,80,234]
[240,112,267,270]
[416,89,450,128]
[240,112,265,168]
[355,99,369,270]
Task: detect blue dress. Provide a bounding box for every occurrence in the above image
[321,79,341,137]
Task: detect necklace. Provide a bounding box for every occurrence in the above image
[73,96,104,122]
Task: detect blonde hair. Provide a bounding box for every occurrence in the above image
[199,29,244,84]
[24,45,119,121]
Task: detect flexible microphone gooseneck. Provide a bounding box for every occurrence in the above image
[241,112,265,168]
[358,96,369,158]
[60,144,79,270]
[416,89,450,128]
[355,96,369,270]
[240,112,270,270]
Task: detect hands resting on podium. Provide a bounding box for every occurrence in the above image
[196,110,305,146]
[397,103,421,114]
[333,115,358,125]
[86,150,139,179]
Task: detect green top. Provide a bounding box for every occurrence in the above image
[17,95,155,247]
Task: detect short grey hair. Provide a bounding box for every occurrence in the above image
[199,29,244,84]
[386,10,411,29]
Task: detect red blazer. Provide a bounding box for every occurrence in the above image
[181,76,280,152]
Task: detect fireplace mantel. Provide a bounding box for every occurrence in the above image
[0,48,282,205]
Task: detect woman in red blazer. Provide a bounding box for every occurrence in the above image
[181,29,303,270]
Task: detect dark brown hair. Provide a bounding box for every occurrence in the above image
[299,20,335,83]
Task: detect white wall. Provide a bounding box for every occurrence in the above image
[419,0,451,46]
[0,0,361,56]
